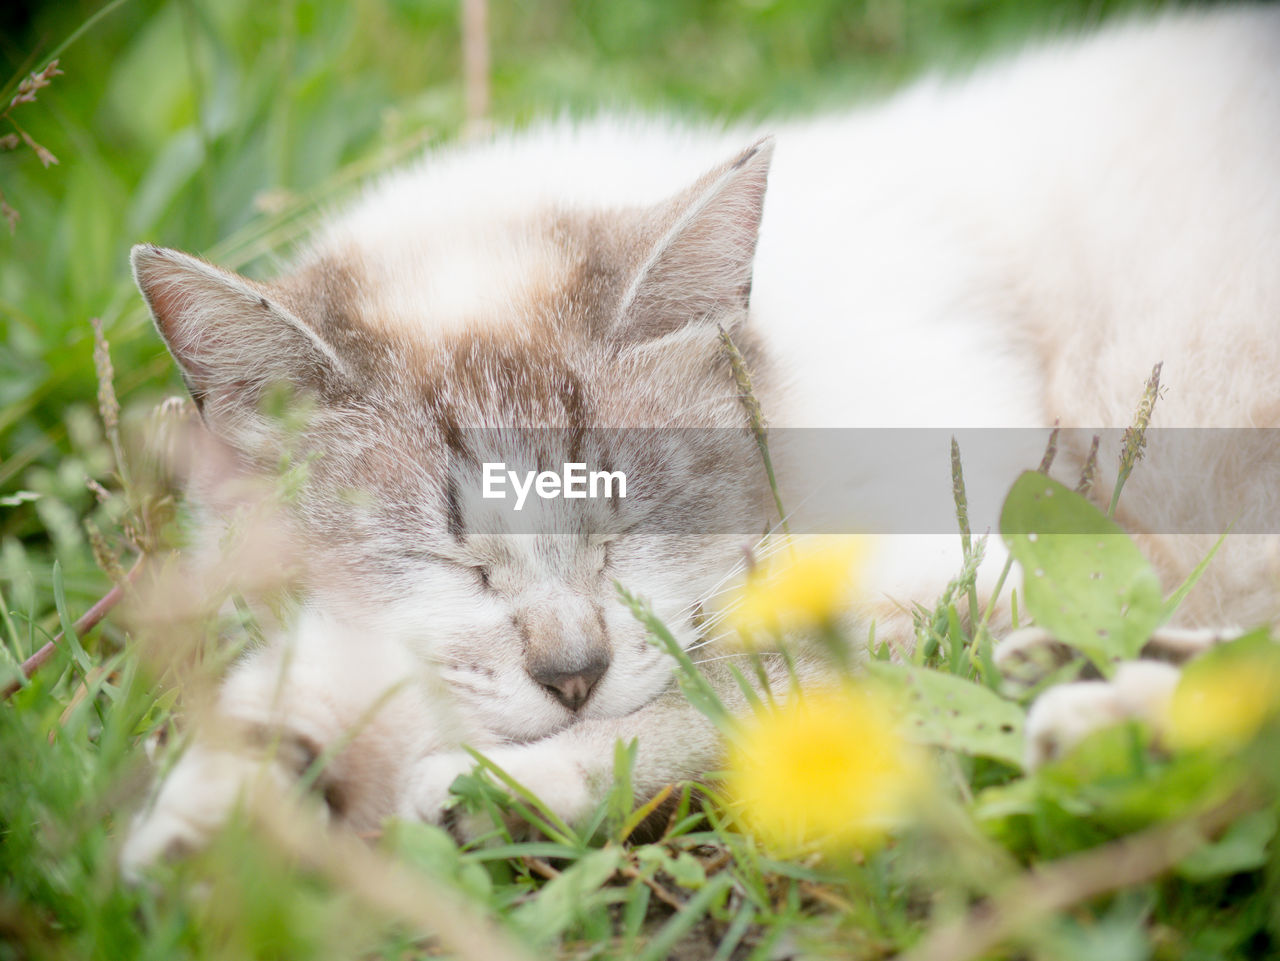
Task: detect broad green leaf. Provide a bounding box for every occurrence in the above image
[383,820,493,902]
[868,663,1025,768]
[1177,809,1276,881]
[971,778,1039,824]
[384,819,460,874]
[666,850,707,890]
[1054,890,1154,961]
[1036,725,1230,828]
[1000,472,1164,674]
[512,846,623,943]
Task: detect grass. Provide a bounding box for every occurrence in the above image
[3,1,1278,959]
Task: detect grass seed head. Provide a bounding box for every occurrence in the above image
[1119,362,1163,477]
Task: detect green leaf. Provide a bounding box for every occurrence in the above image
[383,820,494,902]
[132,687,180,737]
[666,851,707,890]
[634,873,732,961]
[512,846,623,943]
[605,737,638,838]
[726,662,767,715]
[1177,809,1276,881]
[1163,529,1228,618]
[868,663,1025,769]
[462,747,580,847]
[946,603,966,675]
[51,561,91,675]
[462,842,584,862]
[385,819,461,872]
[971,777,1039,824]
[1000,472,1164,674]
[1053,889,1154,961]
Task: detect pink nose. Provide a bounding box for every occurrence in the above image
[529,656,609,711]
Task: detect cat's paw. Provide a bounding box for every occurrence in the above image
[1023,660,1180,769]
[1005,622,1246,769]
[1140,625,1243,661]
[998,624,1241,694]
[401,744,593,843]
[398,752,480,832]
[120,744,296,879]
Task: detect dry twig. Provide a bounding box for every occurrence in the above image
[1075,433,1101,495]
[1,554,144,700]
[1,58,62,232]
[254,794,539,961]
[902,792,1254,961]
[461,0,490,137]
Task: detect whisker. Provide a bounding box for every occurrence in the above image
[686,630,737,652]
[692,651,770,666]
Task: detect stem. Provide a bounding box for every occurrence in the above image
[1075,433,1100,495]
[253,794,540,961]
[177,0,214,228]
[902,792,1253,961]
[976,554,1014,636]
[1108,362,1162,517]
[0,0,131,110]
[461,0,491,137]
[1,555,144,700]
[977,422,1063,634]
[950,437,979,636]
[718,326,789,537]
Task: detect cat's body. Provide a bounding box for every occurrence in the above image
[122,5,1280,870]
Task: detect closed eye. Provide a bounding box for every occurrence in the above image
[390,548,494,589]
[391,547,453,565]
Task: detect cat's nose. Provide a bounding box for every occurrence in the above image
[530,655,609,712]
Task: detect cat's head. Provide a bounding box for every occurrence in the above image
[133,138,775,741]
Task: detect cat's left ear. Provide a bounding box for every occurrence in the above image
[614,137,773,342]
[132,245,352,455]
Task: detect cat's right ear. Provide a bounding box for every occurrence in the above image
[613,137,774,344]
[132,244,350,451]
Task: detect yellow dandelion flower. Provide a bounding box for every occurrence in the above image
[727,685,927,853]
[1167,646,1280,751]
[725,536,872,644]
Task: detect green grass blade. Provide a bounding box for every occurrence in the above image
[618,584,732,732]
[463,746,580,848]
[1163,529,1228,619]
[635,872,732,961]
[51,560,91,675]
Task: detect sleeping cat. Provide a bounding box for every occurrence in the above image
[121,5,1280,870]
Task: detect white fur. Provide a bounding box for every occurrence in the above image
[1023,660,1182,769]
[126,6,1280,867]
[312,5,1280,608]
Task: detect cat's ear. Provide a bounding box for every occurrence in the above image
[614,137,774,343]
[132,244,350,450]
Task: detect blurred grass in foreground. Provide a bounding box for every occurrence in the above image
[5,1,1262,960]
